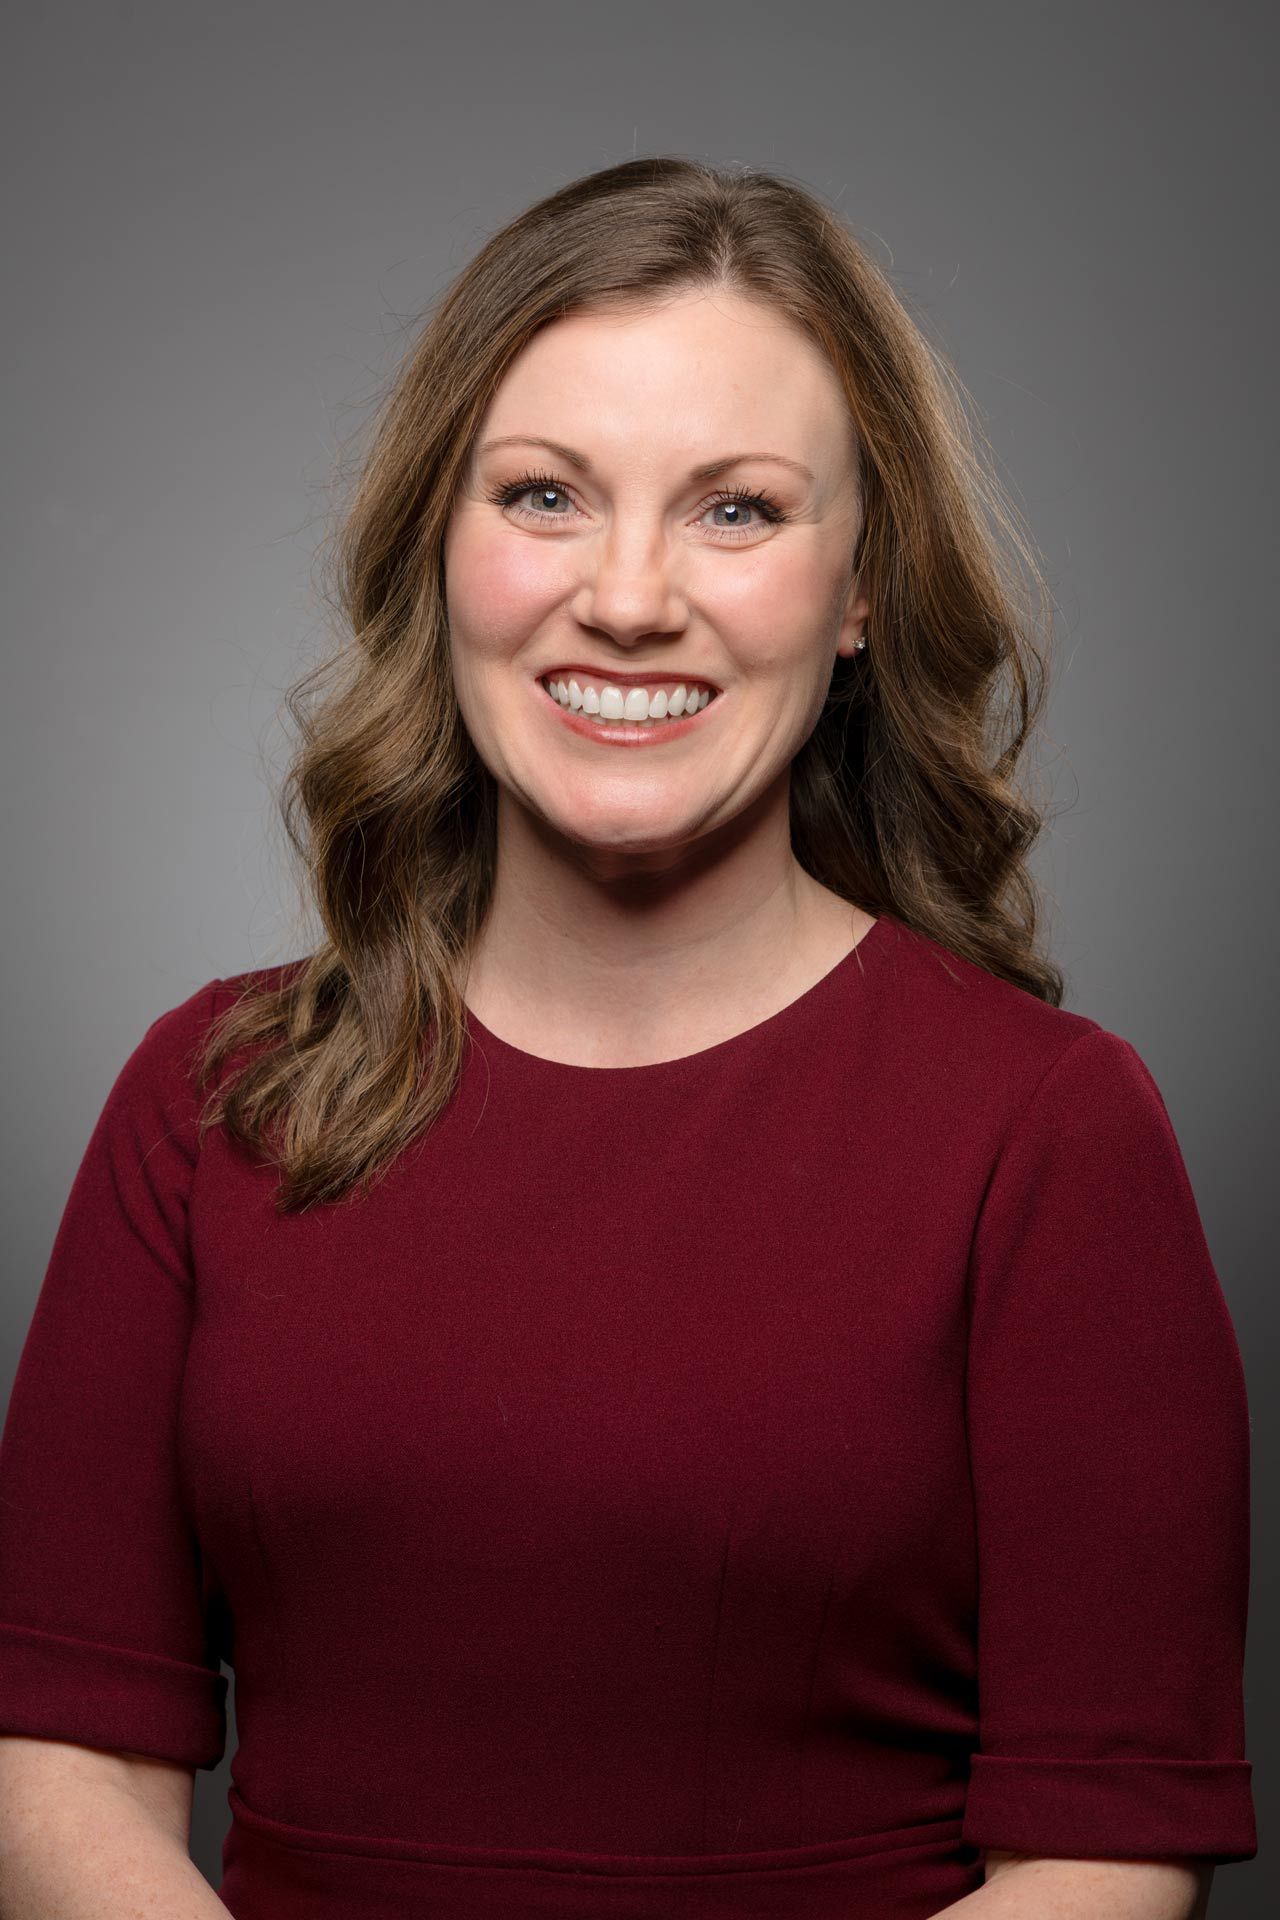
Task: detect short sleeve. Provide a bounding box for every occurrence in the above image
[961,1026,1257,1864]
[0,979,229,1771]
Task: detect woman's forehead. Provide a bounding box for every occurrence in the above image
[479,298,857,482]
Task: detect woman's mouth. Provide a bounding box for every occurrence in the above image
[534,672,722,746]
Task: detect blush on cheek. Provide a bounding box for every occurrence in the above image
[453,530,566,648]
[713,548,834,654]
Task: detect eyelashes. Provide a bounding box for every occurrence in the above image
[483,467,789,542]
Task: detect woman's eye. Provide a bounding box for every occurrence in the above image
[483,470,578,520]
[505,482,573,517]
[699,496,779,538]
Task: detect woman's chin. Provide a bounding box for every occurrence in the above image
[534,800,711,866]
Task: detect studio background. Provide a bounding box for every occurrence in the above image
[2,2,1273,1911]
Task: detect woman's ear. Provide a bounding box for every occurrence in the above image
[834,575,870,660]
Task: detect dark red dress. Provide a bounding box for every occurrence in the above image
[0,915,1257,1916]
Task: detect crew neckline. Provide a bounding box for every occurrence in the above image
[462,913,894,1076]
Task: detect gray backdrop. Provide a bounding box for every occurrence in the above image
[2,1,1273,1908]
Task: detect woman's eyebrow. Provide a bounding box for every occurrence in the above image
[476,434,814,485]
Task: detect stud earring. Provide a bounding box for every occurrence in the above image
[853,633,868,652]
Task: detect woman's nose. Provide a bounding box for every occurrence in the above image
[572,523,687,646]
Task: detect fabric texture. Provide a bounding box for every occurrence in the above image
[0,913,1257,1917]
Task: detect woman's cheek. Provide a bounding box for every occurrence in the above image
[447,520,566,649]
[708,552,836,673]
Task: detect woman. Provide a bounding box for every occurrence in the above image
[0,159,1255,1919]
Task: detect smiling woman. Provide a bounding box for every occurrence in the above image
[0,157,1256,1920]
[192,154,1079,1143]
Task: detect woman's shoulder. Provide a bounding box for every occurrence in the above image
[109,961,308,1119]
[861,912,1150,1126]
[211,956,309,1011]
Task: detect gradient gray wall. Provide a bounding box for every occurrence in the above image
[3,1,1273,1906]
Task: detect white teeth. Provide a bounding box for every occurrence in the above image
[545,677,712,723]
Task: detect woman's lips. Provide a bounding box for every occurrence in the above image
[533,675,722,745]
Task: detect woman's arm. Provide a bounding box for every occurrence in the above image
[0,1736,232,1918]
[929,1851,1214,1918]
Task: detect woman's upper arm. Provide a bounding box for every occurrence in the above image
[961,1027,1255,1870]
[0,983,230,1779]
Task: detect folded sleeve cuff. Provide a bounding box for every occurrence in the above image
[962,1753,1257,1863]
[0,1619,227,1770]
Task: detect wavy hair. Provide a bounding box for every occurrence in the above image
[198,155,1064,1212]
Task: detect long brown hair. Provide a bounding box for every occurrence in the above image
[198,156,1064,1212]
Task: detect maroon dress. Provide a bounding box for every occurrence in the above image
[0,914,1257,1916]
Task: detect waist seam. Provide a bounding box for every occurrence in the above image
[226,1789,965,1878]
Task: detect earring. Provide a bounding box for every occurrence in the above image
[853,633,868,652]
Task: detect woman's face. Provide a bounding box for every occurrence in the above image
[443,287,869,873]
